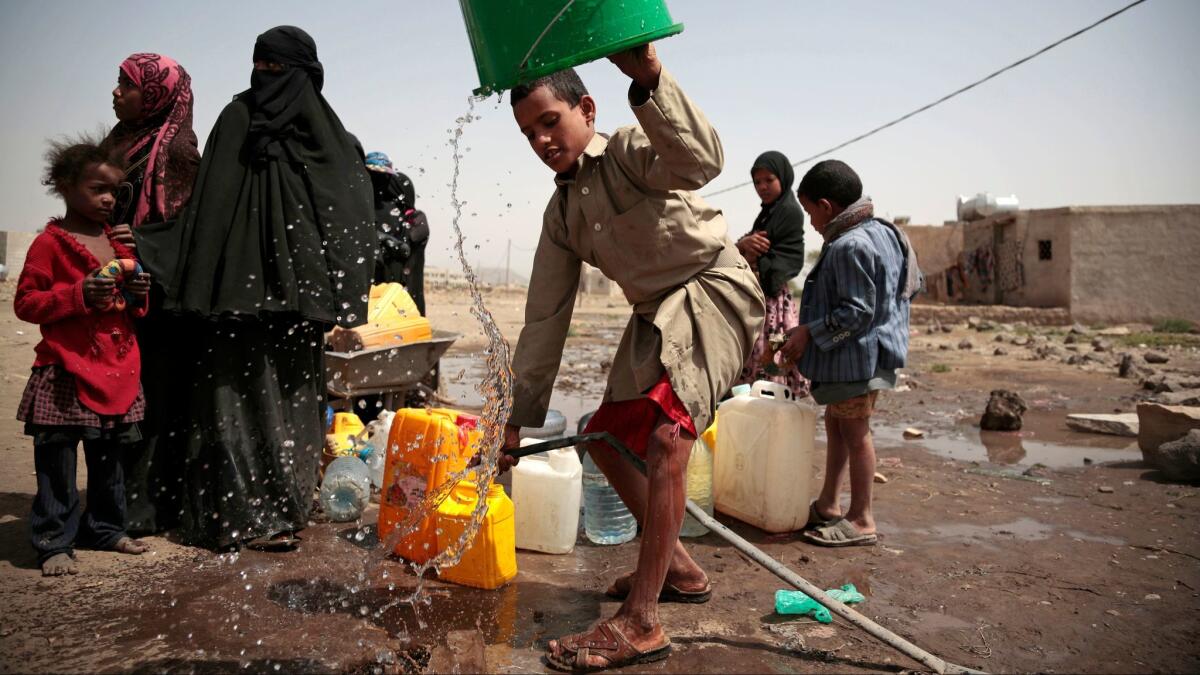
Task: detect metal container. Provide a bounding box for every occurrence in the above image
[957,193,1019,221]
[325,330,459,398]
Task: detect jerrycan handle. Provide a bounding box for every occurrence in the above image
[751,380,794,402]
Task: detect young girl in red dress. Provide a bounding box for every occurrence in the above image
[15,137,152,576]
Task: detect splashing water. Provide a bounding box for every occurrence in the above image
[360,94,515,620]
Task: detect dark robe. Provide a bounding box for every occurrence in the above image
[370,170,428,315]
[750,151,806,297]
[143,26,374,549]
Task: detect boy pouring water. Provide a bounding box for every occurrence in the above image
[498,44,764,671]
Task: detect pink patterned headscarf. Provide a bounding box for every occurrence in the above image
[109,53,200,227]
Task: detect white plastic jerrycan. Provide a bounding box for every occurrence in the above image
[713,380,817,533]
[512,438,583,554]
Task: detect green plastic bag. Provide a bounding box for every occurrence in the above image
[774,584,865,623]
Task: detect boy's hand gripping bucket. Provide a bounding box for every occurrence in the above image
[458,0,684,96]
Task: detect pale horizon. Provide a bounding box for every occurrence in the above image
[2,0,1197,279]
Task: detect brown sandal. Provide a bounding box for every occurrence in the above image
[546,620,671,673]
[604,572,712,604]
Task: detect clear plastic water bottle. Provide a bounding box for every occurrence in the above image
[320,456,371,522]
[581,451,637,545]
[679,437,714,538]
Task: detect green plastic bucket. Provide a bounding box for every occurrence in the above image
[459,0,684,96]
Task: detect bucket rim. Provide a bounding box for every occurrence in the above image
[472,22,684,97]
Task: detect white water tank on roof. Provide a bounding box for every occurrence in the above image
[957,193,1019,221]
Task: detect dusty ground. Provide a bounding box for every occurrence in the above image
[1,285,1198,674]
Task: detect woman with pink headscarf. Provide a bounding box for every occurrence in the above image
[106,53,200,230]
[103,53,200,535]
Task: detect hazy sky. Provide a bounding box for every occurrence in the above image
[2,0,1197,278]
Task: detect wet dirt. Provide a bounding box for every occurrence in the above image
[1,288,1199,673]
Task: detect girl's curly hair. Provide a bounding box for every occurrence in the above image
[42,131,126,195]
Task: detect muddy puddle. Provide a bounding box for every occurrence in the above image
[870,408,1142,468]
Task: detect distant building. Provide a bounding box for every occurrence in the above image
[0,230,39,281]
[577,262,623,301]
[903,205,1200,323]
[425,266,471,289]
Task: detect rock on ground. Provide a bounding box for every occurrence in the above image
[1145,429,1200,482]
[1119,353,1135,378]
[1145,351,1170,364]
[1066,413,1139,438]
[1137,403,1200,453]
[981,390,1028,431]
[1154,390,1200,407]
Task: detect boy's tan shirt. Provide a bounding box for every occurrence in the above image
[510,69,765,430]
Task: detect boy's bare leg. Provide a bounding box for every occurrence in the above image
[549,414,693,661]
[586,436,707,591]
[839,416,877,535]
[812,415,849,521]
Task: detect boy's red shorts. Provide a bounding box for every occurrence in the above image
[582,373,697,459]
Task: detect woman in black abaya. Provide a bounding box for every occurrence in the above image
[157,26,374,550]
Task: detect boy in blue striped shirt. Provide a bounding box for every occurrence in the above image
[780,160,920,547]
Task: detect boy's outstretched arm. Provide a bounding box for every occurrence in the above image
[608,44,724,192]
[509,222,583,430]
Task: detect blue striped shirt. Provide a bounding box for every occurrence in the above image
[798,219,911,383]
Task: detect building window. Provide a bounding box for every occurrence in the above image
[1038,240,1053,261]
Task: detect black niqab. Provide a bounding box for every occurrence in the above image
[371,171,429,314]
[247,26,325,159]
[750,150,806,296]
[156,25,374,328]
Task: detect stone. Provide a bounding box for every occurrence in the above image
[941,324,954,334]
[1066,413,1140,438]
[1034,345,1062,360]
[938,343,952,351]
[873,472,889,484]
[1137,403,1200,453]
[1064,333,1078,345]
[993,347,1008,357]
[1099,326,1132,336]
[1144,375,1200,394]
[967,316,983,329]
[981,390,1028,431]
[903,427,925,439]
[1118,353,1135,378]
[1012,335,1031,347]
[1098,486,1115,494]
[1070,323,1089,335]
[1154,390,1200,407]
[1144,593,1162,601]
[1147,429,1200,482]
[1145,351,1170,364]
[1092,339,1111,353]
[995,334,1007,343]
[1065,344,1080,353]
[958,339,974,350]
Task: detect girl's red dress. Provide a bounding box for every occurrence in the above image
[14,222,146,418]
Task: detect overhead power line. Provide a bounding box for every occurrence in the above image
[702,0,1150,199]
